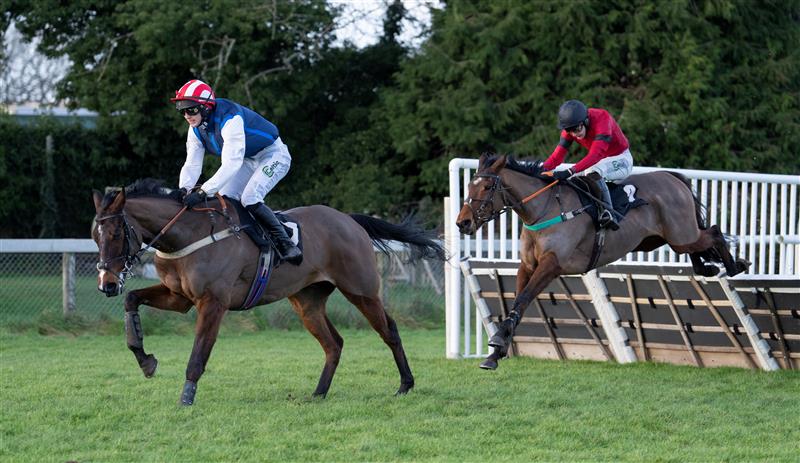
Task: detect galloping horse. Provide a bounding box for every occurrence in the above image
[92,179,445,405]
[456,154,747,369]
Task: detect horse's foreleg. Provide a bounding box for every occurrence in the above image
[124,284,192,378]
[181,296,227,406]
[488,252,562,356]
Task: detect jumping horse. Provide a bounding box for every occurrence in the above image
[456,154,748,369]
[92,179,445,405]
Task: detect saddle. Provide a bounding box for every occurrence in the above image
[227,198,303,260]
[567,178,648,230]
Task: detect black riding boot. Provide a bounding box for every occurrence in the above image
[587,173,619,231]
[245,203,303,265]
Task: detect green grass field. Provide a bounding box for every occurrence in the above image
[1,329,798,462]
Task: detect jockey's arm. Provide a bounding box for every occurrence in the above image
[541,131,573,171]
[571,115,613,173]
[179,129,206,190]
[200,116,246,195]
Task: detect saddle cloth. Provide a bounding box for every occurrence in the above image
[570,178,648,228]
[227,198,303,261]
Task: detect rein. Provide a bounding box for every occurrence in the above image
[95,193,233,290]
[464,172,559,224]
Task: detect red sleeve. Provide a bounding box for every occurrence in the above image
[542,131,573,171]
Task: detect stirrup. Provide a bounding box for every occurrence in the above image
[598,210,619,230]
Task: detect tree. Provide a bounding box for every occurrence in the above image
[383,0,800,199]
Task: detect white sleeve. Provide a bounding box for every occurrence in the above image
[178,129,206,190]
[201,115,245,194]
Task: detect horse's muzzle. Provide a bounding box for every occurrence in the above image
[456,218,476,235]
[99,282,122,297]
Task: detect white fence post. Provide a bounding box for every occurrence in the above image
[62,252,76,315]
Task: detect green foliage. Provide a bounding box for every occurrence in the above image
[0,116,129,237]
[3,0,798,237]
[384,0,800,197]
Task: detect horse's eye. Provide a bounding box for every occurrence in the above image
[483,184,491,191]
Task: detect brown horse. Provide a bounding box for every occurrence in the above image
[456,154,747,369]
[92,179,444,405]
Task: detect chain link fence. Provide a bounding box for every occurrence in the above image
[0,248,446,331]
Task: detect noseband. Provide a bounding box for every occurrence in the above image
[95,212,142,289]
[464,173,512,223]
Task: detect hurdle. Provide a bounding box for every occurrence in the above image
[460,259,798,370]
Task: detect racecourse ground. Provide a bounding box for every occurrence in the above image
[1,329,798,462]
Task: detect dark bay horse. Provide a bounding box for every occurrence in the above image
[92,179,444,405]
[456,154,747,369]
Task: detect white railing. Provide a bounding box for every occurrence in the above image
[443,158,800,358]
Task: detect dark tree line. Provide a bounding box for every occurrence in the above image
[1,0,798,238]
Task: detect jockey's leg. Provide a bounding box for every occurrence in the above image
[245,203,303,265]
[242,143,302,265]
[586,172,619,230]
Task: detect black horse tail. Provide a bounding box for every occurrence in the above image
[666,171,708,230]
[350,214,447,262]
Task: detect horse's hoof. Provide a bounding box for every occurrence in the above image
[395,382,414,395]
[141,354,158,378]
[702,265,720,277]
[180,380,197,406]
[311,391,327,399]
[479,358,498,370]
[488,333,507,350]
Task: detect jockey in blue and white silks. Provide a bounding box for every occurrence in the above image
[172,79,302,264]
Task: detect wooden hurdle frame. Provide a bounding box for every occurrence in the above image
[460,259,799,370]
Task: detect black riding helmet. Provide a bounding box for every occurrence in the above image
[557,99,589,130]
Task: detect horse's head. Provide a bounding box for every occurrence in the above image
[456,153,509,235]
[92,188,141,297]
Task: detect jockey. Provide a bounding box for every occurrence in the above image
[171,79,302,264]
[540,99,633,230]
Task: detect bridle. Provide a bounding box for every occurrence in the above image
[95,205,189,291]
[95,211,142,289]
[463,173,512,224]
[465,172,560,225]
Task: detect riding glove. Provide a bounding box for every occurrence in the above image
[547,168,574,181]
[183,189,207,208]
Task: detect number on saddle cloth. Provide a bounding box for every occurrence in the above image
[569,179,648,226]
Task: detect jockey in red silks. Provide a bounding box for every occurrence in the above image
[171,79,302,264]
[540,100,634,230]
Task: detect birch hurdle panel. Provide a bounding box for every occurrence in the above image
[460,259,799,370]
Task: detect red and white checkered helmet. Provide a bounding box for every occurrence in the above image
[171,79,216,109]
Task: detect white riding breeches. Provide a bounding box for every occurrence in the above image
[583,149,633,183]
[217,137,291,206]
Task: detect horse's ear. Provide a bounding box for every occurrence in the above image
[109,188,126,211]
[92,190,104,211]
[478,152,488,166]
[490,155,507,172]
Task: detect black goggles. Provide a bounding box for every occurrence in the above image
[178,106,202,116]
[564,124,583,134]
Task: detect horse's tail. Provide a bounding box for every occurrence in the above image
[666,171,708,230]
[350,214,447,262]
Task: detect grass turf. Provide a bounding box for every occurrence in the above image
[1,329,798,462]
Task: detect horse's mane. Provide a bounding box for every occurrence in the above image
[480,153,546,179]
[101,178,182,207]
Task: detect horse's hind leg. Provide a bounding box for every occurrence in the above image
[124,284,192,378]
[288,282,342,398]
[678,226,748,277]
[340,290,414,395]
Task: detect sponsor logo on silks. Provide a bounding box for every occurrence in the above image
[611,160,626,171]
[262,161,280,178]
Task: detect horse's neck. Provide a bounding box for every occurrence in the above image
[125,198,191,251]
[502,170,564,224]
